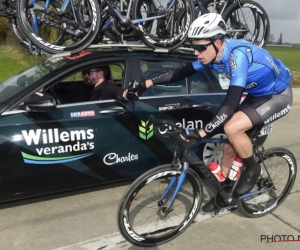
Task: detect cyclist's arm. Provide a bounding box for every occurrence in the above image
[146,61,208,87]
[200,48,250,136]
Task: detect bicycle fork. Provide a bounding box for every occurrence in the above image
[158,161,189,215]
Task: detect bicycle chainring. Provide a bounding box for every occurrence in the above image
[115,11,134,35]
[156,19,171,38]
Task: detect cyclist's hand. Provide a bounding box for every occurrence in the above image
[129,79,147,95]
[126,86,139,101]
[179,129,201,148]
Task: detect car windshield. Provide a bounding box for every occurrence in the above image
[0,56,67,104]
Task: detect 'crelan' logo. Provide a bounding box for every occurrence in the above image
[21,128,95,164]
[139,120,154,140]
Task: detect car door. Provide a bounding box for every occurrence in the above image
[128,56,224,173]
[0,65,135,196]
[0,99,134,195]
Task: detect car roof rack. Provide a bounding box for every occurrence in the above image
[87,41,194,53]
[51,41,194,58]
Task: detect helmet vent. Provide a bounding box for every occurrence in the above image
[192,27,200,36]
[204,20,209,24]
[196,27,205,35]
[218,21,226,31]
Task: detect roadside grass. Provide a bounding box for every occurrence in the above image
[0,40,47,82]
[265,46,300,71]
[0,41,299,86]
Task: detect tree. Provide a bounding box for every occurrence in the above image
[277,33,283,45]
[268,34,275,43]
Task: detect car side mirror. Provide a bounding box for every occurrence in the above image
[24,92,57,112]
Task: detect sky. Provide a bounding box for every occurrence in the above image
[255,0,300,43]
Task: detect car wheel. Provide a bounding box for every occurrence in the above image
[199,133,227,166]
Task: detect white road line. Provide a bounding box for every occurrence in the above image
[53,208,233,250]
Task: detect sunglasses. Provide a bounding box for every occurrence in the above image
[191,42,212,52]
[82,69,99,75]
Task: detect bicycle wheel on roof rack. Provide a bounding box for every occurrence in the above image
[222,0,270,48]
[17,0,101,54]
[132,0,195,50]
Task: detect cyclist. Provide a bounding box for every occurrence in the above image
[126,13,293,212]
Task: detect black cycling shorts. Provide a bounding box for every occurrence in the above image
[239,85,292,127]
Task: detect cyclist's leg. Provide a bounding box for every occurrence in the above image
[221,143,236,176]
[220,94,253,176]
[202,95,253,212]
[230,86,292,194]
[202,86,292,212]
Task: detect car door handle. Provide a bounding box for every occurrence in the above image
[191,102,211,109]
[99,106,125,115]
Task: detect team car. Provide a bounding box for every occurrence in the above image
[0,45,272,202]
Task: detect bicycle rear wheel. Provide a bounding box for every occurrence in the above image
[117,163,203,247]
[237,147,297,218]
[222,0,270,48]
[17,0,101,54]
[132,0,195,50]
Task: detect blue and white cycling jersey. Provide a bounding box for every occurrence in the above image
[192,40,291,97]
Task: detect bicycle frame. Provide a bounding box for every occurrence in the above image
[101,0,179,33]
[161,136,274,213]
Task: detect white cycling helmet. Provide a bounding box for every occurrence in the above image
[188,13,226,40]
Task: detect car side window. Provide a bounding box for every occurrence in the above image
[188,71,210,94]
[139,60,187,96]
[212,71,230,90]
[49,64,124,104]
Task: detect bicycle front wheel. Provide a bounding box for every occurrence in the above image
[17,0,101,54]
[117,163,203,247]
[133,0,195,50]
[237,147,297,218]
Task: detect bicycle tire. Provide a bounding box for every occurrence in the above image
[237,147,297,218]
[117,163,203,247]
[9,17,30,49]
[132,0,195,50]
[222,0,270,48]
[17,0,101,54]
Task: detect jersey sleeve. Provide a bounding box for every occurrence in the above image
[192,60,212,71]
[151,63,197,85]
[228,48,251,88]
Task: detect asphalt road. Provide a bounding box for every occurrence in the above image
[1,105,300,250]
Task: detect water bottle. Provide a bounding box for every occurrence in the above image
[208,162,226,182]
[228,156,243,181]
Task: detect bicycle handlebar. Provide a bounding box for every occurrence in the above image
[148,115,183,139]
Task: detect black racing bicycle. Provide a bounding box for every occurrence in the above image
[117,114,297,247]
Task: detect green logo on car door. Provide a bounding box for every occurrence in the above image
[139,120,153,140]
